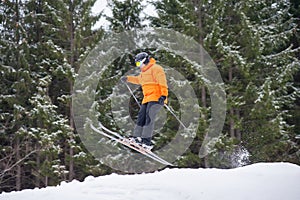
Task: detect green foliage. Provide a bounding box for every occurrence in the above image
[0,0,299,193]
[149,0,198,37]
[107,0,144,32]
[0,0,104,192]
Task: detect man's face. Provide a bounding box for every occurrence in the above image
[135,57,147,68]
[135,61,143,67]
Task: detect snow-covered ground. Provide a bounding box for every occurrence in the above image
[1,163,300,200]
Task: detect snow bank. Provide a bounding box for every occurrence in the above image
[1,163,300,200]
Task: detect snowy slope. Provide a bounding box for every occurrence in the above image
[1,163,300,200]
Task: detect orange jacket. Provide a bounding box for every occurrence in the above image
[127,58,168,104]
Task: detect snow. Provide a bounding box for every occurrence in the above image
[1,163,300,200]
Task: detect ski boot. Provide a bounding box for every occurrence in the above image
[127,136,142,145]
[141,138,153,151]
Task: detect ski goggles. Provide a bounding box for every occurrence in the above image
[135,58,146,67]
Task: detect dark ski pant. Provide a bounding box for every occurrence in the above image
[133,102,162,145]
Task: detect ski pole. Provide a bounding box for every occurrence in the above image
[164,104,187,129]
[125,82,141,108]
[124,81,186,129]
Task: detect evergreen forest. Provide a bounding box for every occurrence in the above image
[0,0,299,193]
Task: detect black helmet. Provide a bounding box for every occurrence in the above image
[135,52,150,67]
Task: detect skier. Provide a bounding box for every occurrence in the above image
[121,52,168,150]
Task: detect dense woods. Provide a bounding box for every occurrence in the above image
[0,0,299,193]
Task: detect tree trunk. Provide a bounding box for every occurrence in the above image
[230,108,235,138]
[229,66,235,138]
[15,138,21,191]
[236,109,241,140]
[15,0,22,191]
[35,144,41,188]
[195,0,210,168]
[45,155,48,186]
[68,1,75,181]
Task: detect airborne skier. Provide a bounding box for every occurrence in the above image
[121,52,168,150]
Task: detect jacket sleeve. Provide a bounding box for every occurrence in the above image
[155,66,168,97]
[127,75,140,85]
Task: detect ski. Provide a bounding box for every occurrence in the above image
[90,122,174,166]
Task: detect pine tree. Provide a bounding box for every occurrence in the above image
[87,0,145,169]
[289,0,300,140]
[200,0,300,166]
[241,0,300,163]
[144,0,205,167]
[57,0,102,180]
[0,0,35,191]
[107,0,144,32]
[98,0,144,122]
[149,0,198,36]
[149,0,299,167]
[200,0,256,167]
[22,0,76,187]
[0,0,104,192]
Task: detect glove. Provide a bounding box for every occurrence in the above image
[158,96,166,105]
[121,76,127,83]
